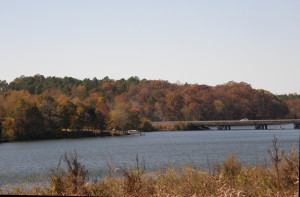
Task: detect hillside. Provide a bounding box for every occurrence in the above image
[0,75,299,141]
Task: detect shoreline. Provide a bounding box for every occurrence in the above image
[0,130,125,143]
[1,127,299,144]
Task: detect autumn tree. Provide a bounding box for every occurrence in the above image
[85,105,97,131]
[0,75,293,142]
[165,92,184,120]
[95,97,110,131]
[58,99,77,130]
[0,80,7,93]
[139,117,153,131]
[286,99,300,118]
[10,99,47,140]
[72,104,86,131]
[37,95,61,133]
[109,103,141,131]
[71,85,88,101]
[213,100,225,119]
[83,94,109,131]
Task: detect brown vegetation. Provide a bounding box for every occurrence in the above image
[1,76,298,142]
[1,138,298,196]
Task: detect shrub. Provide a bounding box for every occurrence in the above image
[50,151,89,196]
[222,153,242,178]
[1,118,16,140]
[121,155,145,196]
[139,118,153,132]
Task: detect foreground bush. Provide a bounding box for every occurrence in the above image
[1,139,299,196]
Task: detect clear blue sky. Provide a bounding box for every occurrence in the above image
[0,0,299,94]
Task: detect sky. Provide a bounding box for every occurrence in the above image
[0,0,299,94]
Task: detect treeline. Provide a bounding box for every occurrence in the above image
[278,93,300,100]
[0,75,299,141]
[0,74,142,95]
[277,94,300,119]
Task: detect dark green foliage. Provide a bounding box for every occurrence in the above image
[0,80,8,93]
[139,118,153,132]
[6,75,135,95]
[7,75,82,94]
[95,110,106,131]
[12,100,47,140]
[58,100,77,130]
[277,93,300,100]
[37,96,61,133]
[23,105,46,139]
[85,106,97,130]
[126,76,140,90]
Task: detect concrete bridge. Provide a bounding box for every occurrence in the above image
[152,119,300,130]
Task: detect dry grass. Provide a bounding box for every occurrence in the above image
[1,137,299,196]
[49,151,89,196]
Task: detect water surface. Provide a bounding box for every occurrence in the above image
[0,129,299,187]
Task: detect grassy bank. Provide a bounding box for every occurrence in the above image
[0,130,130,143]
[152,122,209,131]
[1,138,298,196]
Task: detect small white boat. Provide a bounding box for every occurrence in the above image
[127,130,145,136]
[127,130,139,134]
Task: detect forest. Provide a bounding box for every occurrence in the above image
[0,74,299,141]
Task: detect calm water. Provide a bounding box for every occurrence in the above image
[0,129,299,187]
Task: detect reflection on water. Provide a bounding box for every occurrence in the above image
[0,128,299,187]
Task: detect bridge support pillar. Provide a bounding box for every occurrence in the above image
[217,125,231,130]
[255,124,268,130]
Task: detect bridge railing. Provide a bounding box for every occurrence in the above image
[152,119,300,130]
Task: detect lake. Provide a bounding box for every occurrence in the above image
[0,128,299,187]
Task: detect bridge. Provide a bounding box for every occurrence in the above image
[152,119,300,130]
